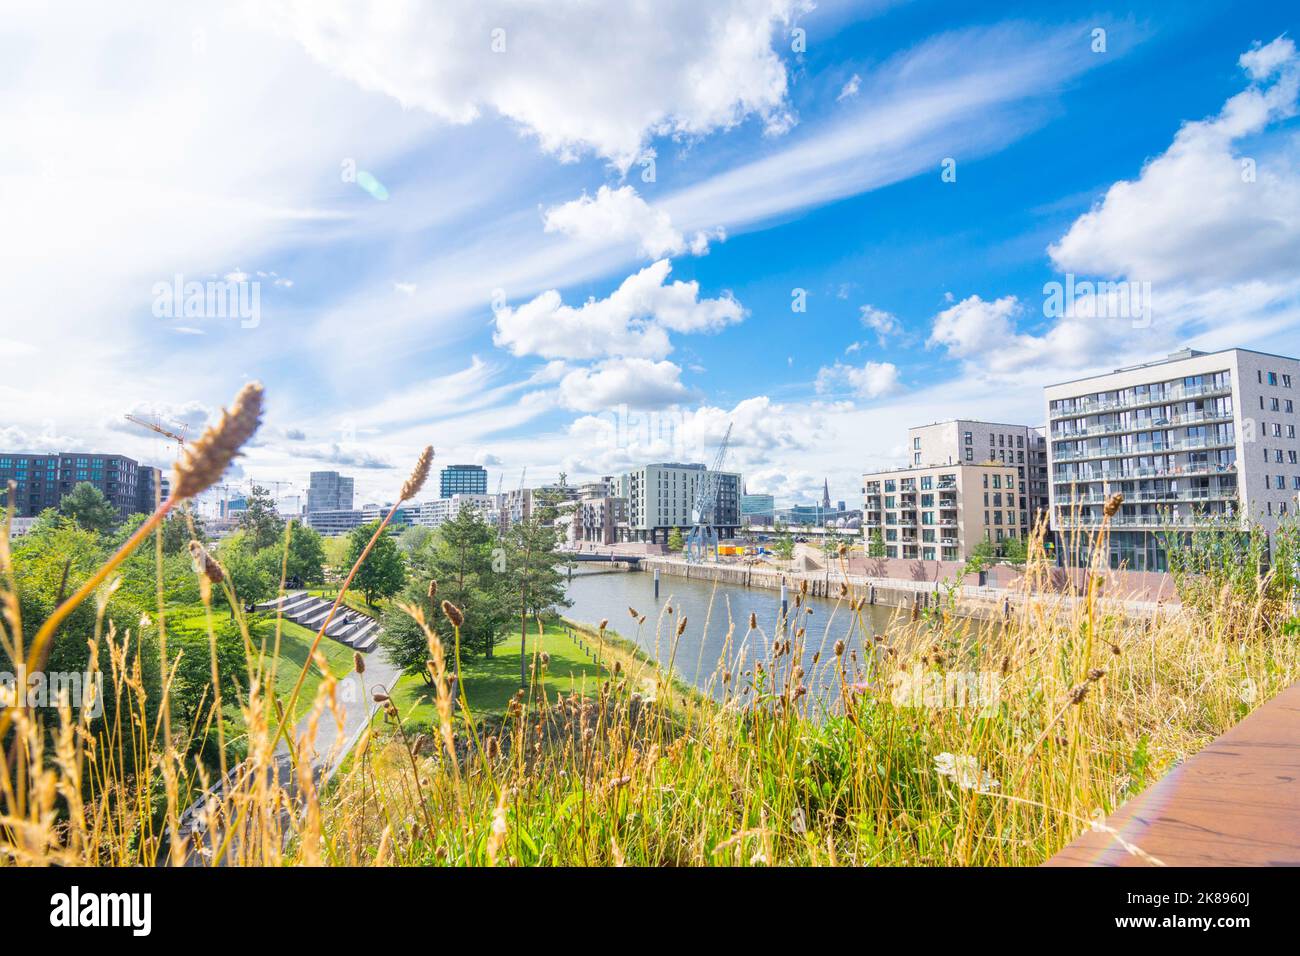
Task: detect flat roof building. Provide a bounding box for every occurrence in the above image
[307,471,354,513]
[1045,347,1300,570]
[0,451,163,519]
[906,419,1049,527]
[863,462,1025,561]
[622,462,741,545]
[439,464,487,498]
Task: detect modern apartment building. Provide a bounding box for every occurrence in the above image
[1045,348,1300,570]
[415,493,498,529]
[906,419,1050,526]
[439,464,487,498]
[622,462,742,544]
[306,471,354,512]
[863,462,1025,560]
[302,509,364,536]
[574,494,628,545]
[0,451,163,518]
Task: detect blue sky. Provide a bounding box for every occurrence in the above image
[2,0,1298,511]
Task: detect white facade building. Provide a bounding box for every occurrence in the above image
[1045,348,1300,570]
[621,462,741,544]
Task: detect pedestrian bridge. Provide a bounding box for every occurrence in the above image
[557,551,644,566]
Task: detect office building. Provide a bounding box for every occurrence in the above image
[862,462,1025,561]
[439,464,487,498]
[740,493,776,526]
[1046,347,1300,571]
[307,471,354,512]
[622,462,742,544]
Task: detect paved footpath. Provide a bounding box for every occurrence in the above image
[1047,681,1300,866]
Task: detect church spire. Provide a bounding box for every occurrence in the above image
[822,477,831,510]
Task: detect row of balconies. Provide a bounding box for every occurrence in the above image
[1052,434,1234,462]
[1051,408,1232,441]
[1051,380,1232,418]
[1055,486,1236,506]
[1053,462,1237,483]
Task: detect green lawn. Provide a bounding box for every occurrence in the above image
[165,606,356,724]
[386,624,610,726]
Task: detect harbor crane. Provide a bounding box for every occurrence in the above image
[685,422,733,564]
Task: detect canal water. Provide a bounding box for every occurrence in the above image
[562,568,916,702]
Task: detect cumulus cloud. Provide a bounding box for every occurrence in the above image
[267,0,805,170]
[1049,36,1300,292]
[815,360,901,398]
[543,185,724,258]
[925,36,1300,384]
[927,293,1118,375]
[492,259,744,361]
[557,358,692,412]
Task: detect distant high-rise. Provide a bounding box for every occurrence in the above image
[440,464,487,498]
[307,471,354,513]
[822,478,831,510]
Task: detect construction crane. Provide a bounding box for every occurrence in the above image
[685,422,733,564]
[124,413,189,451]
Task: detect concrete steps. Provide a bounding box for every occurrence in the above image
[254,593,383,654]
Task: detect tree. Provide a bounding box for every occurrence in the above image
[504,518,571,687]
[214,545,279,616]
[867,529,887,558]
[283,521,326,587]
[58,482,118,535]
[1001,535,1028,566]
[237,484,286,552]
[347,521,407,605]
[666,527,684,552]
[382,506,511,681]
[774,531,795,560]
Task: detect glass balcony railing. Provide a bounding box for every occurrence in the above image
[1050,381,1232,418]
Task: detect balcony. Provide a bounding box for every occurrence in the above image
[1053,462,1237,484]
[1051,381,1232,418]
[1052,435,1235,463]
[1051,408,1233,441]
[1055,511,1236,529]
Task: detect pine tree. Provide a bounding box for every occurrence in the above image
[504,517,571,687]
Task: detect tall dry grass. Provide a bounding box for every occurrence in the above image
[1,391,1297,865]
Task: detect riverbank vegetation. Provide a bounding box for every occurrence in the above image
[2,382,1298,866]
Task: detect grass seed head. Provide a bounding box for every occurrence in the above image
[172,381,264,500]
[440,600,464,628]
[187,540,223,584]
[401,445,434,502]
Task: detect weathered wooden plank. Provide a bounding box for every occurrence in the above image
[1046,682,1300,866]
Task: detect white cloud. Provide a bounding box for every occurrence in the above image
[859,303,901,343]
[926,294,1113,376]
[543,185,724,258]
[266,0,806,171]
[815,360,901,398]
[557,358,691,412]
[492,259,744,360]
[837,73,861,101]
[1049,36,1300,292]
[924,36,1300,387]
